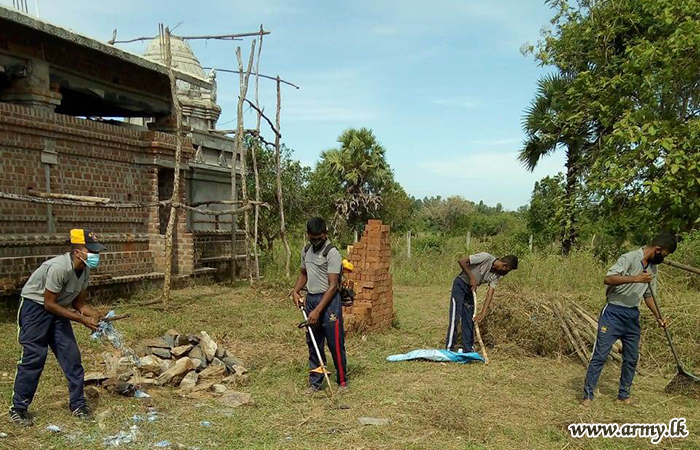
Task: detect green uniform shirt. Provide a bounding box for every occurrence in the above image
[606,248,657,308]
[20,253,90,307]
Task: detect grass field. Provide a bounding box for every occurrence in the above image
[0,282,698,450]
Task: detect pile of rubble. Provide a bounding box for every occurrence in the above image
[87,329,248,399]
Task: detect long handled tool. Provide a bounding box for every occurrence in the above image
[473,292,489,364]
[298,305,336,400]
[647,284,700,383]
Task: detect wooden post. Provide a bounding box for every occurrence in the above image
[664,259,700,276]
[354,230,358,243]
[161,25,184,305]
[235,41,257,285]
[275,76,291,277]
[231,155,238,283]
[591,234,596,248]
[466,231,471,249]
[407,230,412,259]
[529,234,534,252]
[251,24,264,282]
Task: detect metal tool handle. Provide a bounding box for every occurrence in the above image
[299,303,335,399]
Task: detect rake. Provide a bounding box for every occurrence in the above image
[647,284,700,392]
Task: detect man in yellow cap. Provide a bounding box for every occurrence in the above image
[9,229,105,426]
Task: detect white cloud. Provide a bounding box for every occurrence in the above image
[417,150,564,183]
[408,150,566,209]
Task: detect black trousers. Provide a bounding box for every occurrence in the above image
[445,277,475,352]
[304,292,348,388]
[12,298,86,411]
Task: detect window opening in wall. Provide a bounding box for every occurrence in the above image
[158,168,174,235]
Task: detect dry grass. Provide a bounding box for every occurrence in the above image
[0,284,698,449]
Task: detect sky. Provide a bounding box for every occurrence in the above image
[8,0,566,210]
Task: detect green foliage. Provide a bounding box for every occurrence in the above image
[531,0,700,235]
[245,141,311,249]
[413,234,445,253]
[411,196,524,238]
[415,196,475,233]
[377,180,414,232]
[527,174,565,245]
[317,127,394,231]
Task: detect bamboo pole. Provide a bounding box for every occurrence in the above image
[252,24,264,282]
[0,192,259,214]
[161,25,184,306]
[190,200,267,207]
[571,305,623,354]
[275,75,291,278]
[664,259,700,276]
[235,41,257,285]
[27,189,111,204]
[109,30,271,45]
[202,67,299,89]
[553,303,588,365]
[563,310,591,361]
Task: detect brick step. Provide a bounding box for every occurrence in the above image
[0,250,156,285]
[197,255,246,264]
[90,271,164,286]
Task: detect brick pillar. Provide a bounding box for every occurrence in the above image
[343,220,394,332]
[0,59,62,110]
[173,170,194,275]
[147,167,166,273]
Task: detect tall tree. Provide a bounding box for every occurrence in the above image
[318,127,392,232]
[520,73,590,255]
[531,0,700,236]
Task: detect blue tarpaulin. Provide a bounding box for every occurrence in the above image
[386,349,485,364]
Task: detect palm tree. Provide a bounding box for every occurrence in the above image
[320,128,392,231]
[521,73,589,255]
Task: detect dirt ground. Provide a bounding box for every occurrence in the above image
[0,284,697,450]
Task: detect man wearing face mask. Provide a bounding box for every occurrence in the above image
[582,232,677,406]
[9,229,104,426]
[291,217,348,393]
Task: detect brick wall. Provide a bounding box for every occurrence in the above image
[0,103,185,235]
[343,220,395,332]
[0,102,241,313]
[192,230,246,280]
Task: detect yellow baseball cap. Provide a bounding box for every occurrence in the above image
[69,229,105,252]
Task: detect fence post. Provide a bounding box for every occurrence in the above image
[529,234,534,252]
[466,231,471,249]
[591,234,596,248]
[407,230,412,259]
[354,230,358,243]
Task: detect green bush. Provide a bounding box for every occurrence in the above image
[413,234,445,253]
